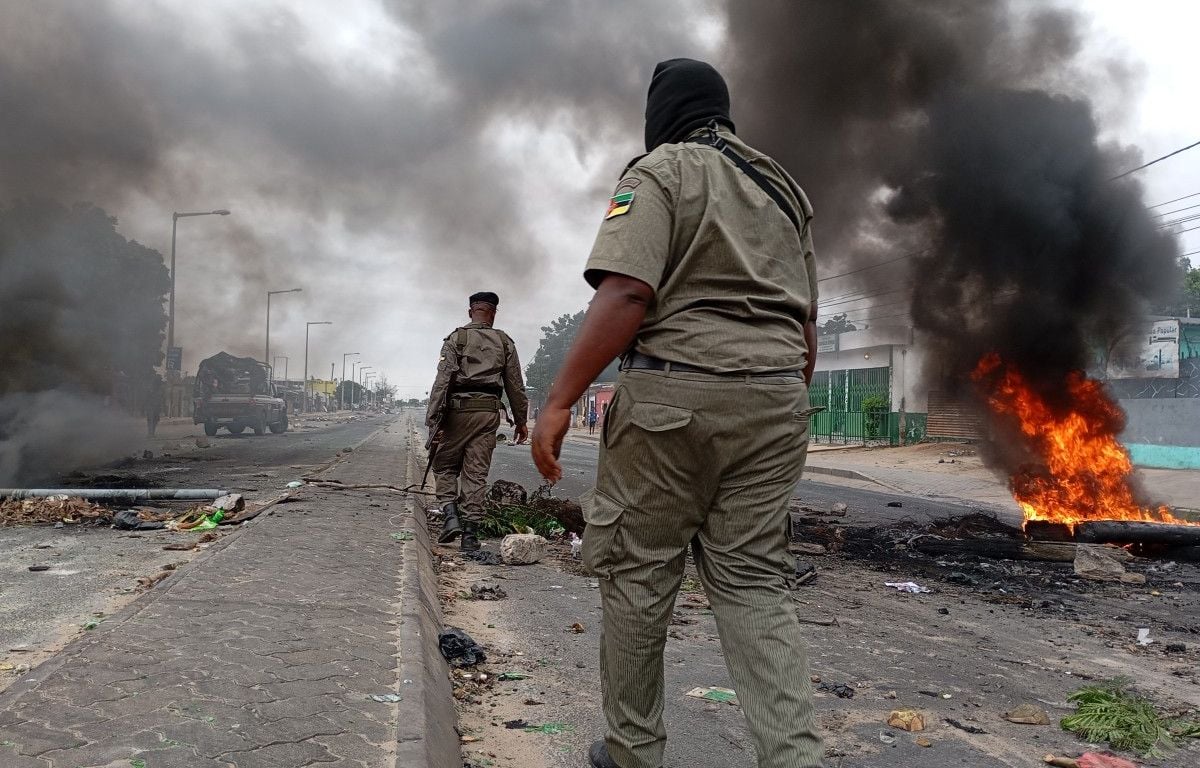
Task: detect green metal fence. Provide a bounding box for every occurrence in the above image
[808,367,926,446]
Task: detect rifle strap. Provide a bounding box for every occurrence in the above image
[692,125,803,240]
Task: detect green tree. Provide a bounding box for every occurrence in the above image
[0,200,169,396]
[1154,256,1200,317]
[525,310,619,405]
[819,313,857,336]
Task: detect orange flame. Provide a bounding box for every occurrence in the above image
[971,353,1190,530]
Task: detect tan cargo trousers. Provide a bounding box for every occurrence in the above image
[581,368,824,768]
[432,408,500,522]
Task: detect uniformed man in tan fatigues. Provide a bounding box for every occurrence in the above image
[532,60,824,768]
[428,292,529,551]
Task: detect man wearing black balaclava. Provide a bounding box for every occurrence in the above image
[532,59,824,768]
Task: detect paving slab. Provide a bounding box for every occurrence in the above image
[0,414,458,768]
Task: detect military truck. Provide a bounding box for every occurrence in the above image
[193,352,288,436]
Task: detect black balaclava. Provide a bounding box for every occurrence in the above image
[643,58,734,152]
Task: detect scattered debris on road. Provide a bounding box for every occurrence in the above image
[439,627,487,667]
[885,581,932,593]
[501,533,547,565]
[685,686,738,705]
[886,709,926,732]
[1004,703,1052,725]
[1,495,108,526]
[470,580,507,600]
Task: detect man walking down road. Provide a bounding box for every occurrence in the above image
[145,372,164,436]
[531,59,824,768]
[428,292,529,551]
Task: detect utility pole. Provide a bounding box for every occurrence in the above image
[341,352,360,410]
[303,321,332,413]
[266,288,302,374]
[167,209,230,370]
[358,366,374,408]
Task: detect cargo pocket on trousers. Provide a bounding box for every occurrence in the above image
[793,406,823,429]
[580,488,625,579]
[628,402,693,432]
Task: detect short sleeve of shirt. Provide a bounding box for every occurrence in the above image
[583,161,675,293]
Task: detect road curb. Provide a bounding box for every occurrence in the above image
[393,418,460,768]
[804,463,912,495]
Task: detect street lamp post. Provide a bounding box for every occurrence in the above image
[341,353,359,410]
[303,321,332,413]
[357,367,374,408]
[266,288,302,375]
[168,209,231,363]
[273,356,288,382]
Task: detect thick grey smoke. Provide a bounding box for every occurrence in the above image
[0,0,713,483]
[723,0,1180,473]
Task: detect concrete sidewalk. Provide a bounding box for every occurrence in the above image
[0,416,456,768]
[806,442,1199,512]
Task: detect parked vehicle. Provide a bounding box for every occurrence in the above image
[193,352,288,436]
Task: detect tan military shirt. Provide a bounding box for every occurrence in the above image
[584,128,817,373]
[427,322,529,427]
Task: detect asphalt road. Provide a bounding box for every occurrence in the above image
[489,434,1014,528]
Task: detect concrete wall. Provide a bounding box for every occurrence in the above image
[1120,397,1200,469]
[814,325,929,413]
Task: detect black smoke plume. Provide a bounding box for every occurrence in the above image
[724,1,1181,473]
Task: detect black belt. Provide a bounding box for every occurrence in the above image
[450,384,502,397]
[621,352,803,378]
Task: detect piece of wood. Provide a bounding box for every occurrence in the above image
[911,535,1078,562]
[1025,521,1074,542]
[1076,521,1200,546]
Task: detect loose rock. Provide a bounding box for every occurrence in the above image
[501,533,547,565]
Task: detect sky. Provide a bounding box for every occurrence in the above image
[3,0,1197,400]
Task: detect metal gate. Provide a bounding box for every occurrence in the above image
[808,367,892,445]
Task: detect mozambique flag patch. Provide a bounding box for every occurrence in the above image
[605,190,635,219]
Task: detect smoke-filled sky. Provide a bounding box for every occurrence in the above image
[0,0,1195,399]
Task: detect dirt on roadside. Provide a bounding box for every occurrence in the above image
[433,493,1200,768]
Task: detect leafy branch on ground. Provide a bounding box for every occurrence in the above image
[476,505,565,539]
[1060,678,1200,757]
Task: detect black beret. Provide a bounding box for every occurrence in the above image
[469,292,499,306]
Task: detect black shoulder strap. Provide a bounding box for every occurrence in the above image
[693,127,803,238]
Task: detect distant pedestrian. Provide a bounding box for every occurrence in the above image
[532,59,823,768]
[145,373,164,436]
[587,407,598,435]
[426,292,529,551]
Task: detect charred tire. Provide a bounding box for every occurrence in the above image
[203,421,219,437]
[227,424,246,435]
[269,412,288,434]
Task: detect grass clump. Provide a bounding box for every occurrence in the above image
[1061,678,1200,757]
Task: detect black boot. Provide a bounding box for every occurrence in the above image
[437,502,462,544]
[460,522,480,552]
[588,740,621,768]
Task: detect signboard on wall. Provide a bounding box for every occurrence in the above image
[817,336,838,354]
[1107,320,1180,379]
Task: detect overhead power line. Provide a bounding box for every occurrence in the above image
[1110,139,1200,181]
[1148,191,1200,209]
[1154,202,1200,218]
[1159,213,1200,229]
[816,249,926,284]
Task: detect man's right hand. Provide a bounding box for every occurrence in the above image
[531,407,570,484]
